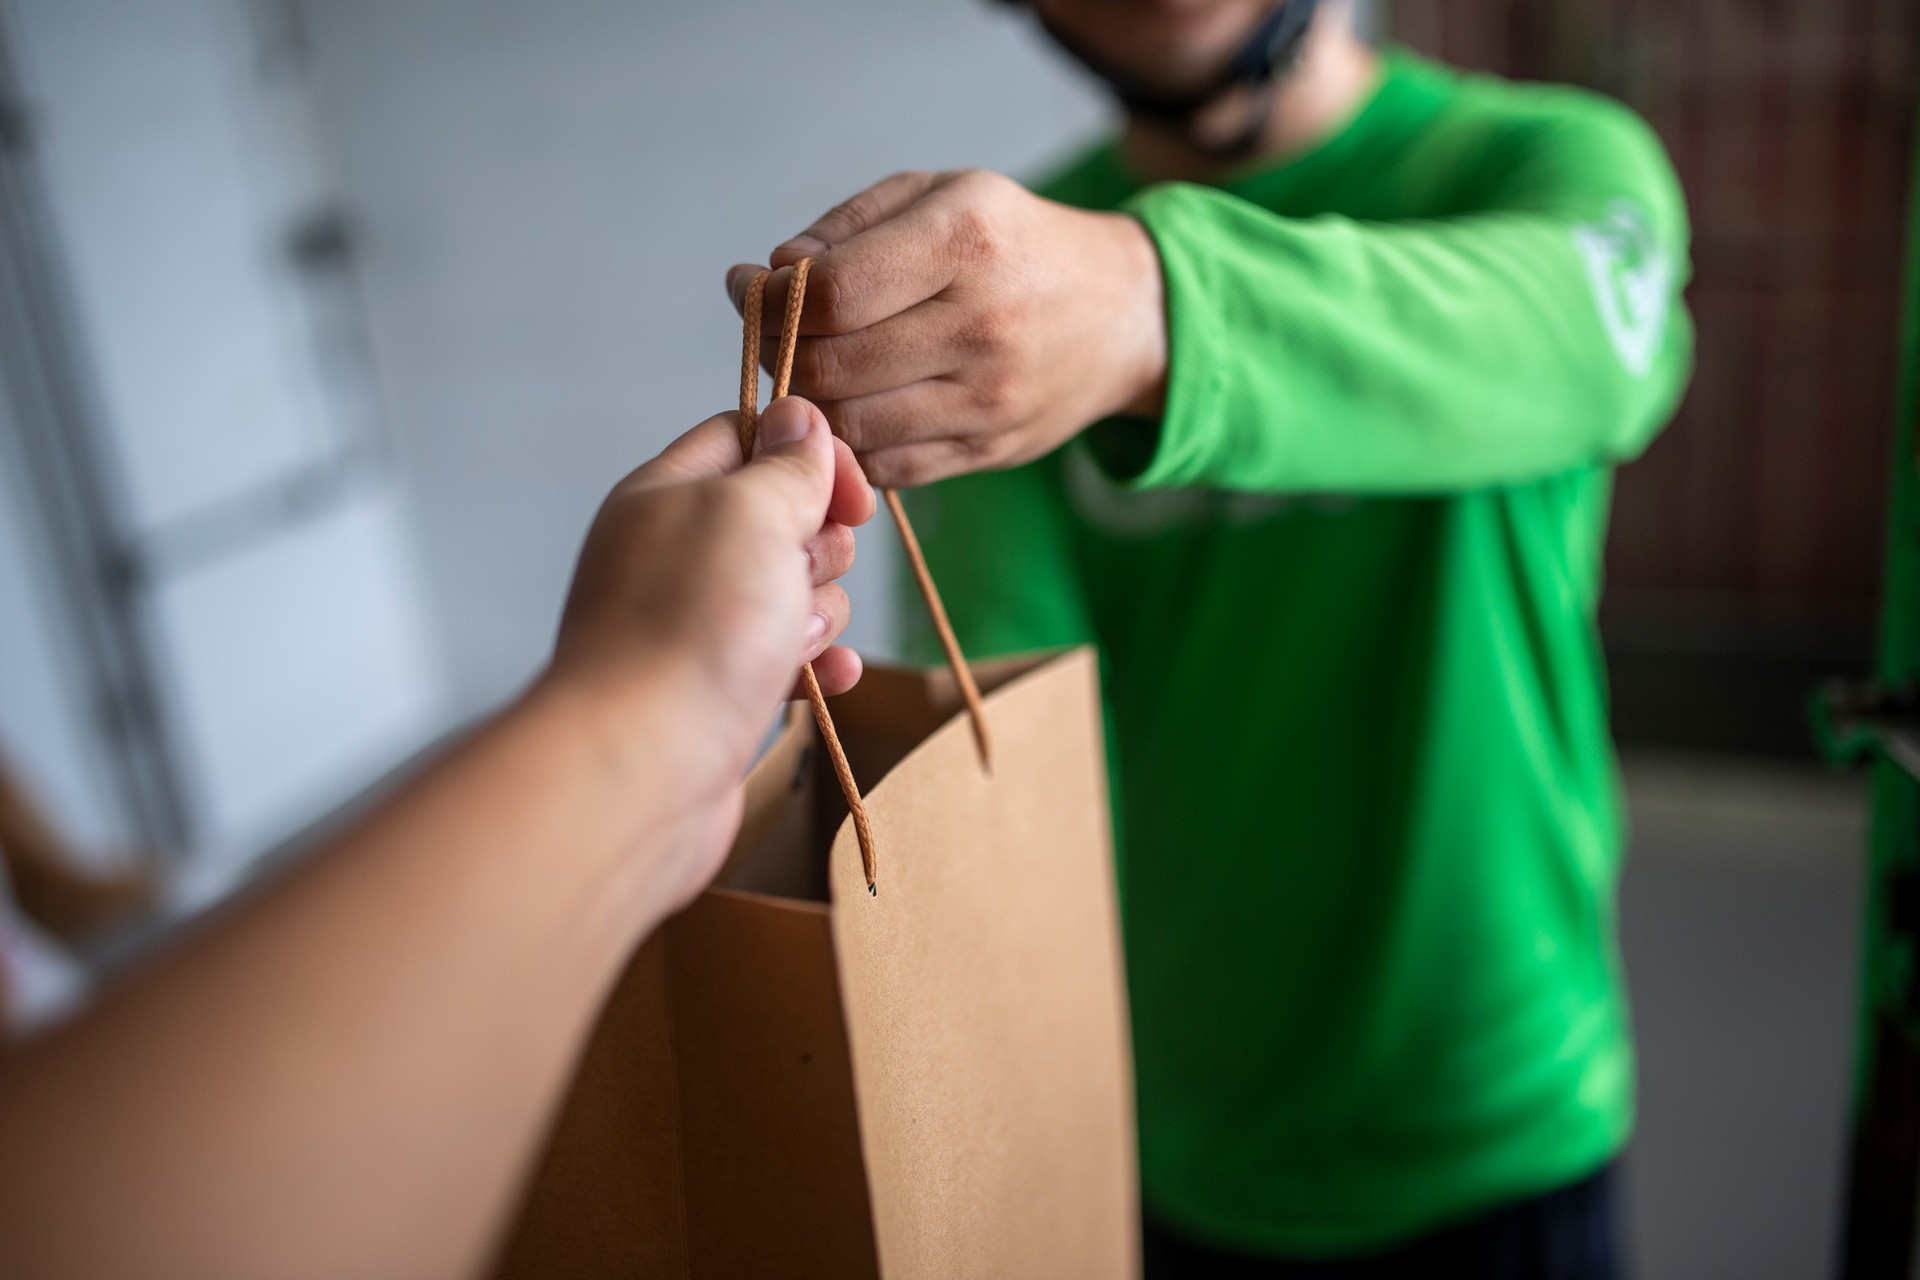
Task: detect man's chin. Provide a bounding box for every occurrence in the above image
[1034,0,1274,98]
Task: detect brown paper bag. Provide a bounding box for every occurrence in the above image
[490,646,1138,1279]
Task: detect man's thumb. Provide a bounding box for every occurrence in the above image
[771,169,945,267]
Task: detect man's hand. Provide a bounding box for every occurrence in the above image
[727,170,1167,489]
[543,396,873,901]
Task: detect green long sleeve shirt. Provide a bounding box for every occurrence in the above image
[901,51,1693,1256]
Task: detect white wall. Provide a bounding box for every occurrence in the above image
[0,0,447,861]
[301,0,1108,718]
[12,0,339,535]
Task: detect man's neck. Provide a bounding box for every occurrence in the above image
[1119,18,1380,186]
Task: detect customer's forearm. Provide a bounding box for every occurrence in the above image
[0,676,696,1280]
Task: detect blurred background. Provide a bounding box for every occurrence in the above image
[0,1,1909,1276]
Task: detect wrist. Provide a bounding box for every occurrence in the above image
[526,644,721,794]
[523,652,726,830]
[1101,211,1169,418]
[517,656,742,925]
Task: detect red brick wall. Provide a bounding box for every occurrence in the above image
[1389,0,1916,634]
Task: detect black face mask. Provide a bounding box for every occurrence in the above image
[1032,0,1322,158]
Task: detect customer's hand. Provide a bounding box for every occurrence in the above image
[0,396,875,1280]
[544,396,873,903]
[727,169,1167,488]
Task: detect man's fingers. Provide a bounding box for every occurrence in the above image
[725,262,765,318]
[816,377,981,455]
[727,254,944,347]
[853,438,983,490]
[622,390,953,501]
[771,170,949,266]
[754,202,963,339]
[767,297,966,403]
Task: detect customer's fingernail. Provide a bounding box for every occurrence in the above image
[777,235,829,260]
[804,612,829,648]
[760,397,812,446]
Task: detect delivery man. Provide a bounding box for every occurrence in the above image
[727,0,1692,1275]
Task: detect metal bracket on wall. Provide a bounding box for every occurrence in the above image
[0,3,400,856]
[0,28,188,853]
[1815,680,1920,783]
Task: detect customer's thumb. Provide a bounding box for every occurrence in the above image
[738,396,834,539]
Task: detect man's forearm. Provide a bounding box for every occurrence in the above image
[0,678,693,1280]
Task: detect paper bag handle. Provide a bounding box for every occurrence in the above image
[740,258,994,896]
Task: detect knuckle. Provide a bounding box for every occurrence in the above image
[951,167,1005,198]
[944,171,1023,266]
[820,190,873,235]
[834,400,902,457]
[822,400,867,452]
[878,453,937,490]
[952,312,994,358]
[829,199,871,236]
[971,372,1018,418]
[792,336,847,397]
[960,306,1015,355]
[861,451,903,489]
[805,266,854,333]
[958,433,1003,467]
[948,201,996,261]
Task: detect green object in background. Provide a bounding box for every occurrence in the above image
[902,52,1693,1256]
[1830,89,1920,1280]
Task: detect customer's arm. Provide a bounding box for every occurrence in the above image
[0,396,872,1280]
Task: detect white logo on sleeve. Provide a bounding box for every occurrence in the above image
[1063,444,1357,540]
[1572,200,1674,378]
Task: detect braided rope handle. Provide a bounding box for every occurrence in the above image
[739,258,993,896]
